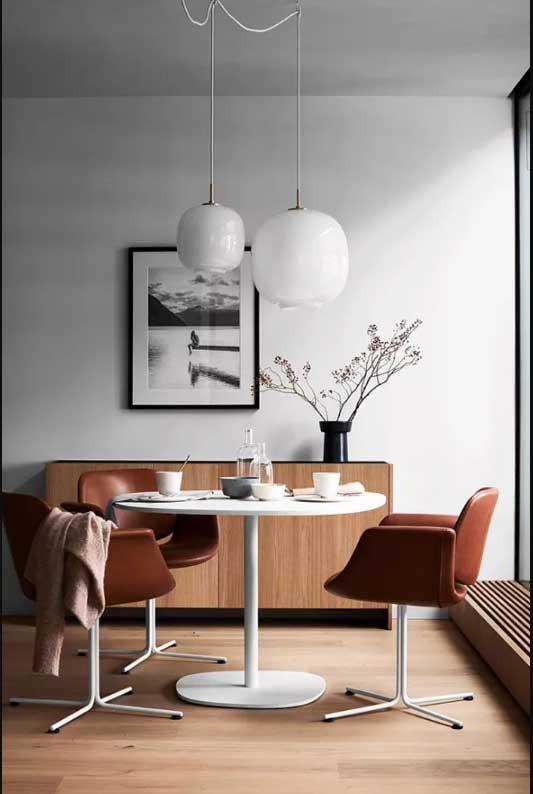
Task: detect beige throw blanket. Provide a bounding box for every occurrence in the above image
[25,508,115,676]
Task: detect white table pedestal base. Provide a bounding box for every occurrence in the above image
[176,670,326,709]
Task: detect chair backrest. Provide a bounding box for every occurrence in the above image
[78,468,175,539]
[1,492,51,600]
[454,487,499,585]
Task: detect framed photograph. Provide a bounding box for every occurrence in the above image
[129,246,259,409]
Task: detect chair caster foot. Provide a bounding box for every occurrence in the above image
[9,701,20,707]
[217,659,226,664]
[452,724,464,730]
[464,695,474,701]
[171,714,183,720]
[323,717,334,722]
[47,728,60,734]
[121,671,130,675]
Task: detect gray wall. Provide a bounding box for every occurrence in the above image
[2,96,515,613]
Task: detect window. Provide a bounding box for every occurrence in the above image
[513,71,531,587]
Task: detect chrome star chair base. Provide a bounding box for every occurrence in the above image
[77,599,227,674]
[10,620,183,733]
[324,606,473,729]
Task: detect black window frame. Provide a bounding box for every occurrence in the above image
[510,69,531,581]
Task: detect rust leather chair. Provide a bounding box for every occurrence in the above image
[2,492,183,732]
[62,468,226,673]
[322,487,499,729]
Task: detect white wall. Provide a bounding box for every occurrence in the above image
[2,96,515,614]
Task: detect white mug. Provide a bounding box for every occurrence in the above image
[156,470,183,496]
[313,471,340,499]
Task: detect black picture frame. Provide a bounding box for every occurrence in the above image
[128,245,259,410]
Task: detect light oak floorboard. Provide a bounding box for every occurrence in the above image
[2,619,530,794]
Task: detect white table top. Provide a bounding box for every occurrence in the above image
[116,491,386,518]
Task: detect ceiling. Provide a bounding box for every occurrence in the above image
[2,0,530,98]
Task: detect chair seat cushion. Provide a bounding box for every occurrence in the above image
[159,528,219,569]
[324,570,467,608]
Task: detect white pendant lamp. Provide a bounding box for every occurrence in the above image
[253,209,349,309]
[252,4,349,308]
[177,2,244,273]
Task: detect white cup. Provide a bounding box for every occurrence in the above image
[313,471,340,499]
[156,470,183,496]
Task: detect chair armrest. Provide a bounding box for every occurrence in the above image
[61,501,105,518]
[380,513,458,529]
[104,529,175,607]
[325,525,462,608]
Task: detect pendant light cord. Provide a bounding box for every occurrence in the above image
[180,0,299,32]
[215,1,299,33]
[296,2,302,208]
[209,2,215,203]
[181,0,215,26]
[180,0,303,207]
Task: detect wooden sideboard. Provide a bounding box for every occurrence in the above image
[46,461,392,624]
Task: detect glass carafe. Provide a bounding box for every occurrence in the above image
[237,428,258,477]
[250,442,274,484]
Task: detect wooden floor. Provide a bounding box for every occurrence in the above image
[2,618,530,794]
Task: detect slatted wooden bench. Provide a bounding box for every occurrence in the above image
[450,580,530,714]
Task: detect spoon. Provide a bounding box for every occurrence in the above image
[178,454,191,473]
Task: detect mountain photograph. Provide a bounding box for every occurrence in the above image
[148,294,185,326]
[148,266,240,327]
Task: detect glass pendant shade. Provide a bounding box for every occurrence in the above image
[177,203,245,273]
[252,208,349,308]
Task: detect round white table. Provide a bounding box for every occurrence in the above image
[118,491,386,709]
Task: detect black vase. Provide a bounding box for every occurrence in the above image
[319,421,352,463]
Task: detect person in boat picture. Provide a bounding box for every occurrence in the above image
[188,330,200,355]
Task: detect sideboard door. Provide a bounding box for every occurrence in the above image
[217,462,392,610]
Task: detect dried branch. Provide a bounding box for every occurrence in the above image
[257,319,422,423]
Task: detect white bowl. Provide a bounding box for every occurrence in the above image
[250,483,286,501]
